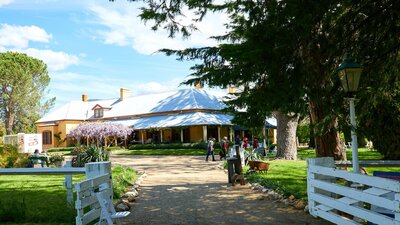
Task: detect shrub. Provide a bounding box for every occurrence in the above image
[72,145,109,167]
[0,145,30,168]
[128,141,210,150]
[47,147,75,152]
[49,154,65,163]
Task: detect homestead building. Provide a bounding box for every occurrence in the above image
[36,87,276,149]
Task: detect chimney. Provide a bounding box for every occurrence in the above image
[82,94,88,102]
[195,82,203,90]
[228,85,236,94]
[120,88,130,101]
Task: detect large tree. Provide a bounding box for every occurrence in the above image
[123,0,399,159]
[0,52,53,135]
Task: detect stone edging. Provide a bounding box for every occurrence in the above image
[115,170,147,212]
[218,162,308,213]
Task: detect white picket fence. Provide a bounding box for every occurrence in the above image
[74,161,113,225]
[307,157,400,225]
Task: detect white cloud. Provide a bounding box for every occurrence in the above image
[22,48,79,71]
[0,24,79,71]
[0,0,14,7]
[0,24,52,48]
[88,3,229,55]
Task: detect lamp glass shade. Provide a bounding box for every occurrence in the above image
[337,57,362,93]
[338,67,362,93]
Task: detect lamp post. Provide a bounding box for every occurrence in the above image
[337,55,362,173]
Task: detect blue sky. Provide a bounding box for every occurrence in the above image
[0,0,228,110]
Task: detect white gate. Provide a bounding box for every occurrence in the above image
[307,157,400,225]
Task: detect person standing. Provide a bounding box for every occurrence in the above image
[219,137,228,160]
[206,137,216,161]
[243,137,248,149]
[252,138,259,153]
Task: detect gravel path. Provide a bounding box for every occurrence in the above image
[111,155,331,225]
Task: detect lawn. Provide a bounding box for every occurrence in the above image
[116,148,207,155]
[247,147,390,201]
[0,165,136,224]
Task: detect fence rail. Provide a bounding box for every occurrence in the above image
[0,167,85,175]
[335,160,400,168]
[308,157,400,225]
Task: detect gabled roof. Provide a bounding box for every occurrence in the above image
[112,112,233,129]
[91,104,112,110]
[36,88,228,123]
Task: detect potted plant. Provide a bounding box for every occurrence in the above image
[49,154,65,167]
[244,151,270,173]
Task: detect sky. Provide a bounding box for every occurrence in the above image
[0,0,228,110]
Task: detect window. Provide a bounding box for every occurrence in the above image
[43,131,52,145]
[94,109,104,118]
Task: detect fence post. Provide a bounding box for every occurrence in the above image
[307,157,335,217]
[395,193,400,223]
[85,161,112,199]
[64,160,73,206]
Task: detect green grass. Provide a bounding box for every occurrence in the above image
[0,165,137,224]
[246,160,307,199]
[116,148,207,155]
[297,147,383,160]
[247,147,389,201]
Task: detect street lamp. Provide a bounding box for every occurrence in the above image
[337,55,362,173]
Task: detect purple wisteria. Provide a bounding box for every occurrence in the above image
[68,122,133,146]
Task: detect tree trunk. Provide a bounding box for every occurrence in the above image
[309,99,346,160]
[3,84,13,135]
[275,112,299,160]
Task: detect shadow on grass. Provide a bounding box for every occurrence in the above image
[0,190,75,224]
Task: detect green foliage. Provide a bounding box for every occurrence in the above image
[53,132,66,147]
[72,145,110,167]
[0,52,54,134]
[129,142,208,150]
[112,165,137,199]
[132,0,400,159]
[296,122,310,144]
[0,145,30,168]
[48,154,65,163]
[359,78,400,159]
[47,147,75,154]
[243,150,263,162]
[118,148,207,156]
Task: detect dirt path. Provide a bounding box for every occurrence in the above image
[111,155,331,225]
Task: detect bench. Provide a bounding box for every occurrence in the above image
[28,156,49,167]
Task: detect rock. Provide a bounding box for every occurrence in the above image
[262,188,268,193]
[122,199,130,205]
[282,199,289,206]
[304,205,309,213]
[295,200,305,210]
[127,195,136,202]
[273,193,281,200]
[123,190,139,198]
[116,203,130,212]
[133,184,140,189]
